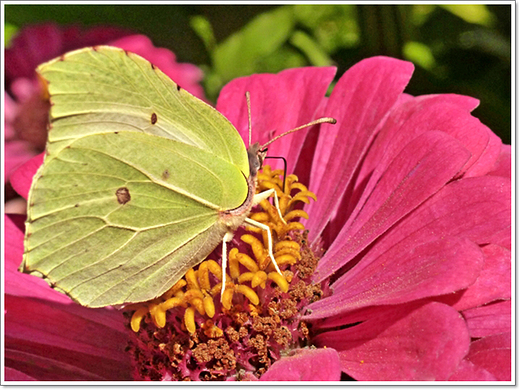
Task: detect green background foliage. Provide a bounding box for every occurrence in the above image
[5,4,511,143]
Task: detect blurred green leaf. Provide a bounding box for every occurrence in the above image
[289,31,333,67]
[212,6,295,83]
[459,28,510,60]
[403,41,436,70]
[190,15,216,53]
[294,4,359,53]
[4,23,18,48]
[410,4,436,26]
[441,4,495,27]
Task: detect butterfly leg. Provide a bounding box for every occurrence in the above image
[220,231,234,299]
[244,217,283,276]
[253,189,288,225]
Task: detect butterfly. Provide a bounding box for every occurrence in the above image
[20,46,335,308]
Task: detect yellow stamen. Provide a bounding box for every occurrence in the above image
[184,307,196,334]
[241,235,267,265]
[283,210,309,221]
[268,272,289,293]
[229,248,241,279]
[235,284,260,305]
[235,251,259,273]
[222,287,235,310]
[201,320,223,338]
[185,269,200,290]
[130,307,149,332]
[251,270,268,288]
[203,295,216,318]
[197,262,211,291]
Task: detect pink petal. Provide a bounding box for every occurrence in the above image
[448,359,496,381]
[352,94,501,222]
[216,66,336,179]
[462,300,511,338]
[4,367,37,381]
[5,92,17,139]
[307,57,415,242]
[306,237,482,319]
[487,144,511,178]
[308,175,510,319]
[260,348,341,381]
[6,23,130,83]
[445,244,511,311]
[314,130,471,281]
[5,295,132,380]
[5,215,131,380]
[9,152,43,199]
[314,302,470,381]
[464,332,511,381]
[4,141,38,182]
[362,175,511,256]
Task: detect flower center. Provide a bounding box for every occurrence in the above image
[123,166,324,381]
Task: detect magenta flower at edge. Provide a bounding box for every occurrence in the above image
[4,24,205,211]
[4,57,511,381]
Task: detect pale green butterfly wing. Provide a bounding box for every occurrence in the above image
[40,46,249,175]
[21,47,251,307]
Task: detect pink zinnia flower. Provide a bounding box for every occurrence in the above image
[4,24,205,211]
[4,56,511,381]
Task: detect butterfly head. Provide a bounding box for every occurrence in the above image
[247,142,268,178]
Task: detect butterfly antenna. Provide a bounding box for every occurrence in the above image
[260,117,337,150]
[264,156,288,192]
[246,91,252,147]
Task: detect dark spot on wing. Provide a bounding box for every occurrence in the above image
[162,169,170,180]
[151,63,156,70]
[176,84,181,91]
[151,113,157,125]
[114,131,119,134]
[116,187,131,205]
[75,204,79,208]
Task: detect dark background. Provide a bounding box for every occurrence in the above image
[5,4,512,143]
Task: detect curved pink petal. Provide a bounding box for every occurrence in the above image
[260,348,341,381]
[462,300,511,338]
[487,144,511,178]
[314,302,470,381]
[351,95,501,224]
[9,152,43,199]
[306,237,482,319]
[6,23,131,83]
[4,140,39,183]
[322,175,508,291]
[216,66,336,179]
[5,295,132,381]
[5,92,16,139]
[314,130,471,282]
[307,57,415,242]
[464,332,511,381]
[446,244,511,311]
[4,367,37,381]
[448,359,496,381]
[5,215,131,380]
